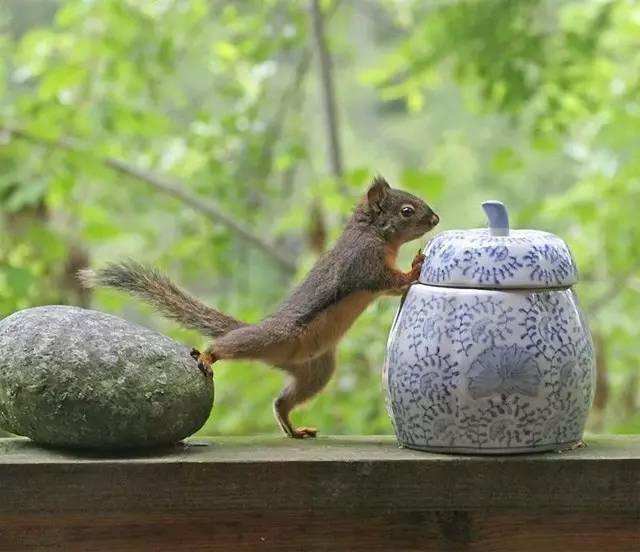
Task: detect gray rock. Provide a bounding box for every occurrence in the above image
[0,306,213,449]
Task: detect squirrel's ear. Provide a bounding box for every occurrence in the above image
[367,176,391,212]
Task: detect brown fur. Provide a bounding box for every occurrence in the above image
[79,262,245,337]
[80,177,439,438]
[212,290,379,366]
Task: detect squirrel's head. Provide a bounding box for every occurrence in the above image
[359,176,439,243]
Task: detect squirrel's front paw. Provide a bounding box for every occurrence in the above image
[409,249,426,280]
[411,249,426,270]
[290,427,318,439]
[190,347,215,377]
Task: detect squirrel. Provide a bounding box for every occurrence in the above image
[79,177,439,438]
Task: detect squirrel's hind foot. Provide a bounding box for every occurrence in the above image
[190,347,216,377]
[290,427,318,439]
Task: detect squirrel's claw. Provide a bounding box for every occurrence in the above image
[411,251,426,270]
[409,251,426,281]
[197,361,213,377]
[190,347,215,377]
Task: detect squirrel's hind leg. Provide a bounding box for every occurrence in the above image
[274,349,336,439]
[190,322,293,377]
[202,323,297,365]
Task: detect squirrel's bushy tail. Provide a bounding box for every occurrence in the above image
[79,260,245,337]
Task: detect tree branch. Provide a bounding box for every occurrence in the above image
[1,126,298,274]
[103,158,298,272]
[256,48,312,177]
[309,0,344,181]
[258,0,343,181]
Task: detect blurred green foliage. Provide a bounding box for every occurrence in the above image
[0,0,637,436]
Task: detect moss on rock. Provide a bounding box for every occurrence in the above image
[0,306,213,449]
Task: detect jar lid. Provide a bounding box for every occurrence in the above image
[419,201,578,289]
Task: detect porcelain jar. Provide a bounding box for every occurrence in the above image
[383,201,595,454]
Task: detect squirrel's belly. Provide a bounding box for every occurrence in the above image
[288,291,379,363]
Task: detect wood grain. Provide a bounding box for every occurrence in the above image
[1,436,639,551]
[1,435,639,513]
[0,511,638,552]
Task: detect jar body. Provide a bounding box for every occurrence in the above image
[384,284,595,454]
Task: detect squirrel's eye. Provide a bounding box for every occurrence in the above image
[400,205,415,218]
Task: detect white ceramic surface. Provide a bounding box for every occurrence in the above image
[384,286,595,453]
[420,228,578,289]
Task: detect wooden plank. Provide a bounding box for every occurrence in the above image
[1,435,639,515]
[0,511,638,552]
[1,436,639,551]
[4,434,639,464]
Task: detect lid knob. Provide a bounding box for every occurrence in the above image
[482,200,509,237]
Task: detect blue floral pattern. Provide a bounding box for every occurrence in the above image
[467,345,540,399]
[420,229,578,288]
[384,285,594,453]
